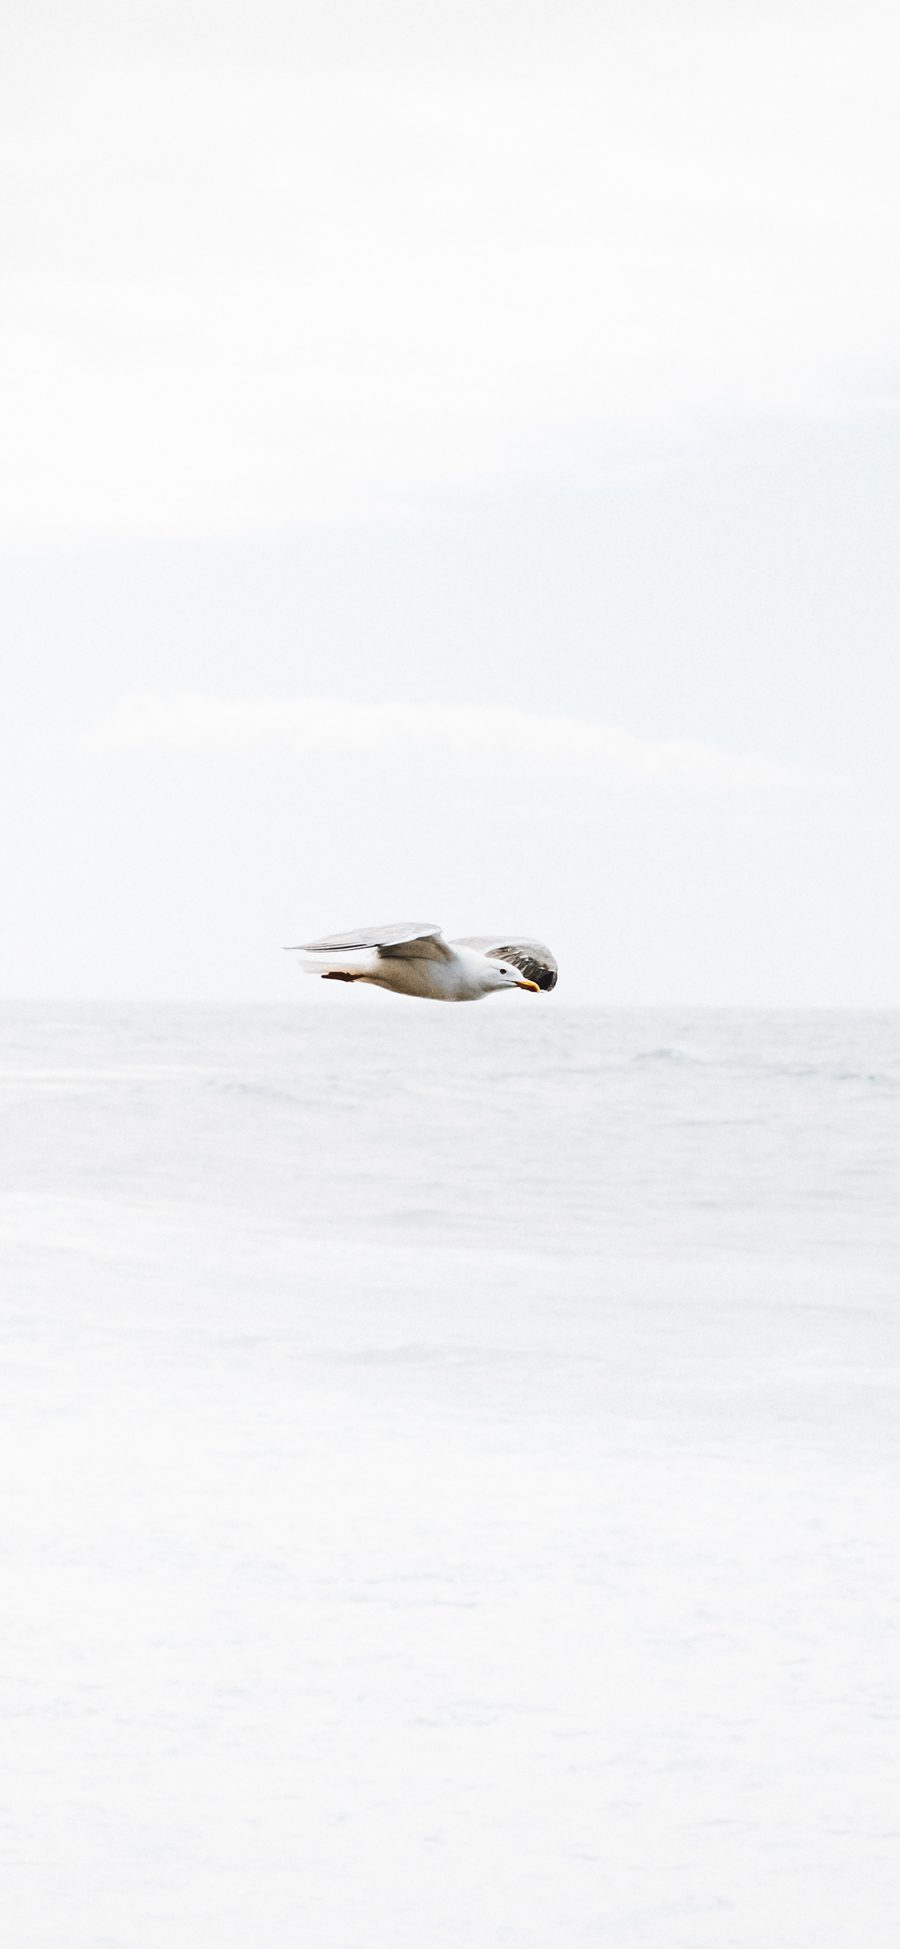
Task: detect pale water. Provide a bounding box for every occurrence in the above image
[2,1004,898,1947]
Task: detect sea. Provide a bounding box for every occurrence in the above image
[2,1001,899,1948]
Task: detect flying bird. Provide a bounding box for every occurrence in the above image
[286,922,558,1002]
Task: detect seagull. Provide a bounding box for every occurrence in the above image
[285,922,558,1002]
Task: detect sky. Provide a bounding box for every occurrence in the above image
[3,0,900,1003]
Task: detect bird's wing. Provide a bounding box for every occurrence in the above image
[453,936,558,991]
[294,921,455,963]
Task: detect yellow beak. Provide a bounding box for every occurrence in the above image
[516,978,540,992]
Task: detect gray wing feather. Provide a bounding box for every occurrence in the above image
[454,936,558,991]
[297,921,454,962]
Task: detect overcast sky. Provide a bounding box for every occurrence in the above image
[4,0,900,1002]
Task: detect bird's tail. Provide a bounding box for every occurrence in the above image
[283,947,369,979]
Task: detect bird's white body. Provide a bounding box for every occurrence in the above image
[300,942,516,1002]
[286,923,558,1003]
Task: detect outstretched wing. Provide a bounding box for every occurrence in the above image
[292,921,455,963]
[454,936,558,991]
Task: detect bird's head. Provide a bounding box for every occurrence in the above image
[490,960,540,994]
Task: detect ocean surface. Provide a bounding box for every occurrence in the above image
[2,1002,899,1947]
